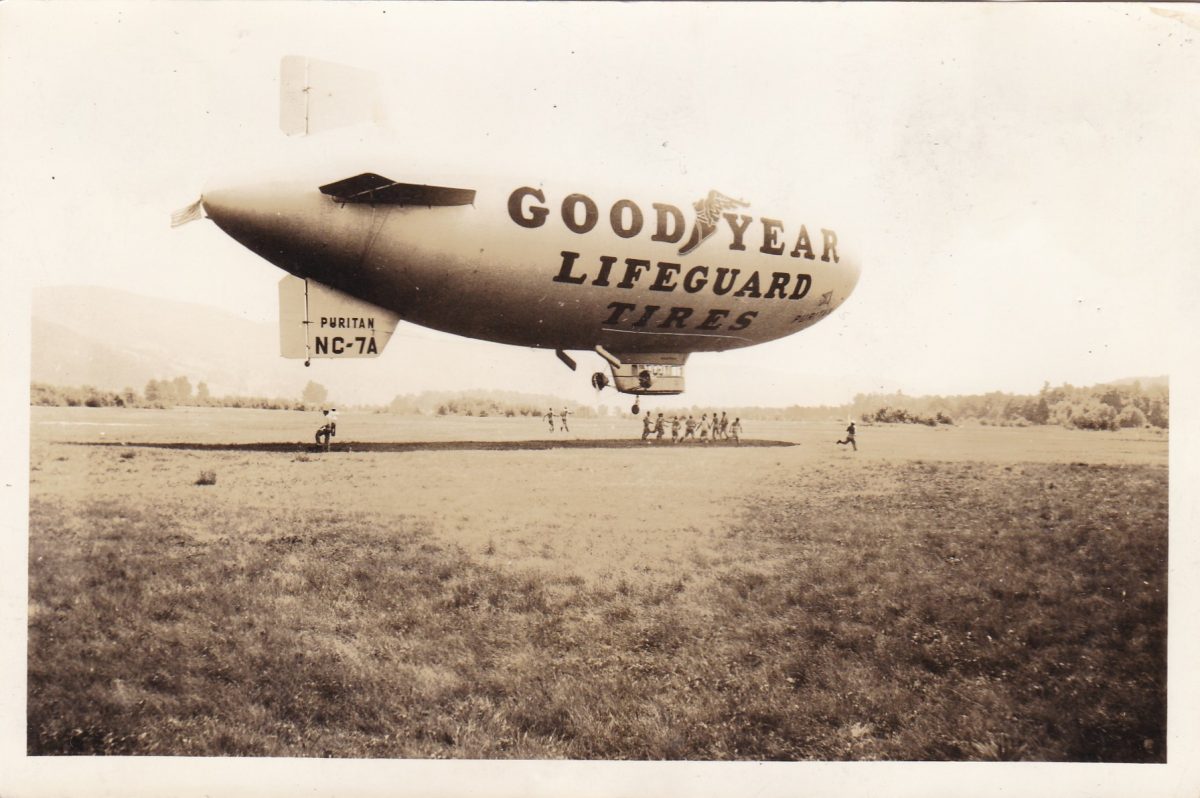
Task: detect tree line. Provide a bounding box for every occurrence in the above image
[601,379,1168,431]
[30,376,1168,431]
[847,379,1168,431]
[30,378,594,417]
[29,379,596,418]
[30,377,315,412]
[385,390,604,419]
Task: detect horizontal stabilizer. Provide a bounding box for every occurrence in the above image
[319,173,476,207]
[279,276,400,360]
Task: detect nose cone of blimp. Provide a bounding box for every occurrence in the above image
[202,181,365,281]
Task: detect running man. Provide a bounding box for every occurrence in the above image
[836,421,857,451]
[545,407,555,432]
[698,414,710,443]
[642,412,654,441]
[559,407,571,432]
[730,417,742,445]
[671,416,681,443]
[654,412,665,441]
[683,414,696,441]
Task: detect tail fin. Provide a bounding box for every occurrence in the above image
[279,56,382,136]
[279,276,399,360]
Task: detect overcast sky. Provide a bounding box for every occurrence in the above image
[4,2,1199,407]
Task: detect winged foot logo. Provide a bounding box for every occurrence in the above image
[678,191,750,256]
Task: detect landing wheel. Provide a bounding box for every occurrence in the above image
[632,402,640,415]
[591,372,609,391]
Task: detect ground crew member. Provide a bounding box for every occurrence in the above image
[698,414,710,442]
[683,415,696,441]
[654,412,665,441]
[316,409,332,447]
[836,421,857,451]
[328,408,338,437]
[730,417,742,445]
[546,407,555,432]
[671,416,681,443]
[642,413,653,441]
[559,407,571,432]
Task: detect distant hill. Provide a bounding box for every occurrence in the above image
[28,285,590,407]
[1103,376,1169,391]
[29,286,1172,414]
[32,286,290,396]
[32,316,156,391]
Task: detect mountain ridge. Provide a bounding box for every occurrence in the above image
[29,285,585,406]
[30,286,1170,409]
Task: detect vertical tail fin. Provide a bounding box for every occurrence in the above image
[279,276,399,360]
[279,56,382,137]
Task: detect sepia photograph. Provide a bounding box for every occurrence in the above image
[2,2,1198,796]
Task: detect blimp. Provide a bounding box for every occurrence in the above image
[175,57,862,414]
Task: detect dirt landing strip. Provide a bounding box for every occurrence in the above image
[79,438,794,453]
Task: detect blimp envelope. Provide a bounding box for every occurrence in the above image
[278,275,400,359]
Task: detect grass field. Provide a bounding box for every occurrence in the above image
[27,406,1168,760]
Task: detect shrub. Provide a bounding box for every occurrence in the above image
[1067,400,1119,431]
[1117,406,1147,429]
